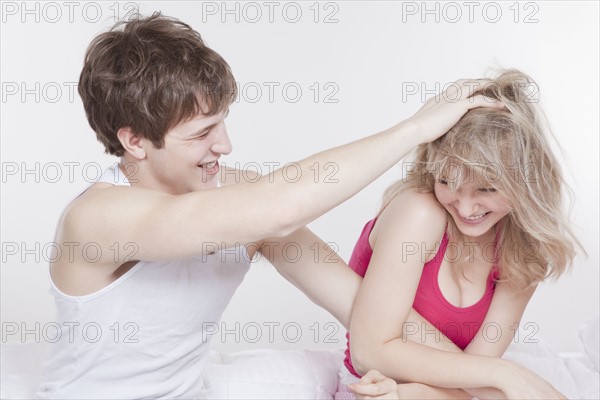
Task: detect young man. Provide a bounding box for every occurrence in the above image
[35,12,501,398]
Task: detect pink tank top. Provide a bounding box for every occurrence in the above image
[343,218,500,377]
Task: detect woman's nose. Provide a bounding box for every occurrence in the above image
[454,196,481,217]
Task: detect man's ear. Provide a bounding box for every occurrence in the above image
[117,127,147,160]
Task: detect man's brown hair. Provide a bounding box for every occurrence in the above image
[78,12,237,156]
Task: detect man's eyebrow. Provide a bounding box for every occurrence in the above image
[191,121,223,136]
[191,124,216,136]
[189,110,229,136]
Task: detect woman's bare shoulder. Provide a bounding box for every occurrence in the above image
[370,190,447,246]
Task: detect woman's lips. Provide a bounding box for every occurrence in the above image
[456,211,491,225]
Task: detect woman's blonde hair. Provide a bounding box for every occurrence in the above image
[381,69,584,290]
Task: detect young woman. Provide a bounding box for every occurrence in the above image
[342,69,583,399]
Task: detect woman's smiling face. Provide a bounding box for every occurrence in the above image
[434,177,511,240]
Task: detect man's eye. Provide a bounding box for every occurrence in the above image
[479,188,497,193]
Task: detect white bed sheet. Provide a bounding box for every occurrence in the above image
[2,319,598,399]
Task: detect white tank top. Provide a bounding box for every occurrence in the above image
[35,164,251,399]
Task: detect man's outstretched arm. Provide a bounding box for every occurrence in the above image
[66,79,504,267]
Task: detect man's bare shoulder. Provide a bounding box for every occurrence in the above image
[68,181,165,211]
[58,182,170,251]
[52,183,135,294]
[61,182,114,222]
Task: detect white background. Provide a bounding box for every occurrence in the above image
[1,1,598,354]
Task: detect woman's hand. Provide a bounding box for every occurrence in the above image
[349,370,431,399]
[405,78,505,144]
[348,370,399,399]
[498,360,568,399]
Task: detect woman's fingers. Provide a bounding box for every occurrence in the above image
[348,370,397,397]
[348,382,383,397]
